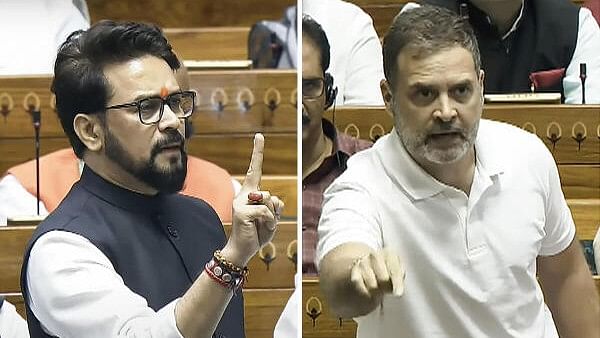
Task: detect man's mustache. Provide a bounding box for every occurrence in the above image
[428,122,466,136]
[151,130,185,157]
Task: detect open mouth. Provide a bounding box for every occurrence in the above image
[160,143,183,153]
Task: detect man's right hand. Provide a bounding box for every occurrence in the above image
[221,133,284,267]
[350,248,405,302]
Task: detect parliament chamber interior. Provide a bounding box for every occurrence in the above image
[0,0,599,338]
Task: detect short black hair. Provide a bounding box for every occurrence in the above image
[302,14,330,74]
[383,5,481,89]
[52,20,180,158]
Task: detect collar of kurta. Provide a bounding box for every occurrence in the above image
[79,166,167,214]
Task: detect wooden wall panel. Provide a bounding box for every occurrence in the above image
[0,70,297,138]
[570,199,600,240]
[302,278,357,338]
[0,133,296,176]
[244,288,294,338]
[1,290,294,338]
[165,27,249,61]
[302,276,600,338]
[233,175,297,218]
[87,0,295,28]
[328,105,600,165]
[224,222,297,289]
[559,165,600,199]
[0,221,297,293]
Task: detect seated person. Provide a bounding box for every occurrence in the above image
[0,297,29,338]
[595,227,600,274]
[0,0,89,75]
[0,68,239,225]
[302,15,372,275]
[407,0,600,103]
[303,0,384,105]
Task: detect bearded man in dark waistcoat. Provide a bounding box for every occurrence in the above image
[408,0,600,103]
[20,20,283,338]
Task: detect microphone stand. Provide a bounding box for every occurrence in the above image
[32,110,41,215]
[579,63,587,104]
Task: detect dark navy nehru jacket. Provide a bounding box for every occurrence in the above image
[422,0,579,97]
[20,166,244,338]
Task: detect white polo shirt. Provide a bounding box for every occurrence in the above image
[317,119,575,338]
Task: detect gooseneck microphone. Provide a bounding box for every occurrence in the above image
[580,63,587,104]
[32,110,41,215]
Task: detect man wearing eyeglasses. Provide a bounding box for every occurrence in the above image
[20,20,283,338]
[302,15,372,276]
[0,68,239,225]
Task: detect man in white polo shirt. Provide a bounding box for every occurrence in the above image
[317,5,600,338]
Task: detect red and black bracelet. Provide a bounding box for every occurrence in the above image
[204,251,248,293]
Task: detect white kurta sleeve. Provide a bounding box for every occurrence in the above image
[27,231,184,338]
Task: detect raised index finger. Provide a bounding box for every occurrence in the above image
[241,133,264,193]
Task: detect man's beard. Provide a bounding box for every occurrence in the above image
[393,100,479,164]
[105,129,188,194]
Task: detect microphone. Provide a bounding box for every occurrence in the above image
[459,2,469,19]
[32,110,41,215]
[579,63,587,104]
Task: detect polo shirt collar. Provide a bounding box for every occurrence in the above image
[473,120,505,178]
[79,165,166,214]
[378,129,447,201]
[377,120,504,201]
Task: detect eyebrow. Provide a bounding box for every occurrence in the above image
[408,79,473,89]
[131,90,181,101]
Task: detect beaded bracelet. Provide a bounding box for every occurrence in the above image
[205,251,249,293]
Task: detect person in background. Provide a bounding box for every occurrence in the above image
[0,297,29,338]
[302,14,372,275]
[303,0,384,105]
[406,0,600,103]
[0,0,89,75]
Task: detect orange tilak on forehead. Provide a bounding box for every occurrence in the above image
[160,87,169,98]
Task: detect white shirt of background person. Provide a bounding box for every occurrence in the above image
[0,0,90,76]
[0,299,30,338]
[303,0,385,106]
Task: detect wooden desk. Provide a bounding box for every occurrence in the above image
[302,275,600,338]
[0,220,297,293]
[87,0,295,28]
[0,289,293,338]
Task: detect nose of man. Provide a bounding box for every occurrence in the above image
[432,94,458,122]
[158,104,182,131]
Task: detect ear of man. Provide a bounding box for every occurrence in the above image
[73,113,104,152]
[380,79,395,118]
